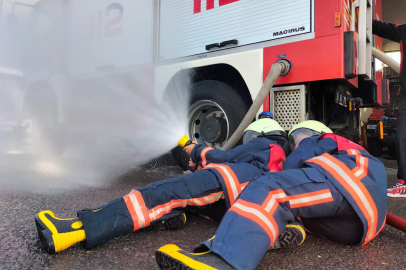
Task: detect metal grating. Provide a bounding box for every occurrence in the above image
[273,90,302,130]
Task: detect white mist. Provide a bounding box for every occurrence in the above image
[0,0,189,192]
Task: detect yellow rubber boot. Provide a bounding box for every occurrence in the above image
[35,210,86,254]
[156,244,235,270]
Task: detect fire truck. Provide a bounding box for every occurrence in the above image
[7,0,382,151]
[366,68,400,157]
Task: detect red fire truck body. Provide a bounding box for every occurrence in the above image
[7,0,383,151]
[263,0,382,108]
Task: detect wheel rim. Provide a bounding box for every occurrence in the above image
[188,100,229,147]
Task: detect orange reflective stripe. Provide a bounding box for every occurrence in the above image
[288,189,333,208]
[123,190,151,231]
[201,147,214,167]
[353,149,368,180]
[231,200,278,244]
[148,192,223,221]
[205,164,241,205]
[308,154,378,244]
[262,189,288,209]
[262,189,333,209]
[374,216,386,240]
[346,149,356,155]
[346,149,369,180]
[240,182,249,191]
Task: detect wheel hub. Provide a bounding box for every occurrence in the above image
[188,100,229,147]
[200,117,227,143]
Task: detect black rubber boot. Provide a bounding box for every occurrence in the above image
[143,213,187,231]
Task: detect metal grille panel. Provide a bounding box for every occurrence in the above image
[270,85,306,131]
[274,90,301,130]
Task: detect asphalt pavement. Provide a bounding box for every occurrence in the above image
[0,154,405,270]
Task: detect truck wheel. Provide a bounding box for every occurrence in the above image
[188,80,248,147]
[171,80,249,170]
[367,138,383,157]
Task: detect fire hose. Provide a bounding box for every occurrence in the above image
[221,59,291,151]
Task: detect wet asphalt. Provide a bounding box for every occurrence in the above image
[0,154,405,270]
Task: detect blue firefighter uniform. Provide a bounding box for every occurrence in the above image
[198,134,387,270]
[77,136,289,248]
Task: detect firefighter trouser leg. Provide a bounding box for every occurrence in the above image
[396,98,406,180]
[201,168,363,270]
[78,170,223,248]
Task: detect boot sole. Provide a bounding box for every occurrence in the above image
[145,213,186,231]
[387,193,406,198]
[35,214,56,254]
[279,224,306,248]
[271,224,306,249]
[156,250,194,270]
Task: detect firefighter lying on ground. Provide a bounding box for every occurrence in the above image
[155,121,388,270]
[36,117,304,254]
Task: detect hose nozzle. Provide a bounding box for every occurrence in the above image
[178,135,192,148]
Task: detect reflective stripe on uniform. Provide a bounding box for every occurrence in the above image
[123,190,151,231]
[148,192,223,221]
[262,189,287,212]
[262,189,333,210]
[288,189,333,208]
[205,164,242,205]
[240,182,249,191]
[346,149,369,180]
[200,147,214,167]
[307,153,378,244]
[230,200,278,245]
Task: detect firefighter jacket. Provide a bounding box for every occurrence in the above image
[190,136,290,173]
[284,133,387,244]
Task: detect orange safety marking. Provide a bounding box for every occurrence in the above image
[346,149,369,181]
[201,147,214,167]
[240,182,249,190]
[148,192,223,221]
[289,189,334,208]
[123,190,151,231]
[231,199,278,245]
[335,12,342,27]
[205,164,241,205]
[262,189,333,210]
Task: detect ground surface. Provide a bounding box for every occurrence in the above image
[0,154,405,270]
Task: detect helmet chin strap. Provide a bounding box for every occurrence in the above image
[256,131,267,138]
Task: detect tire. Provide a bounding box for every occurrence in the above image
[367,138,383,157]
[188,80,249,146]
[171,80,249,170]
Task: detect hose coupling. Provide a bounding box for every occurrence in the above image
[277,59,292,76]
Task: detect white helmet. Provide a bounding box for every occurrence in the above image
[288,120,333,150]
[243,118,286,144]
